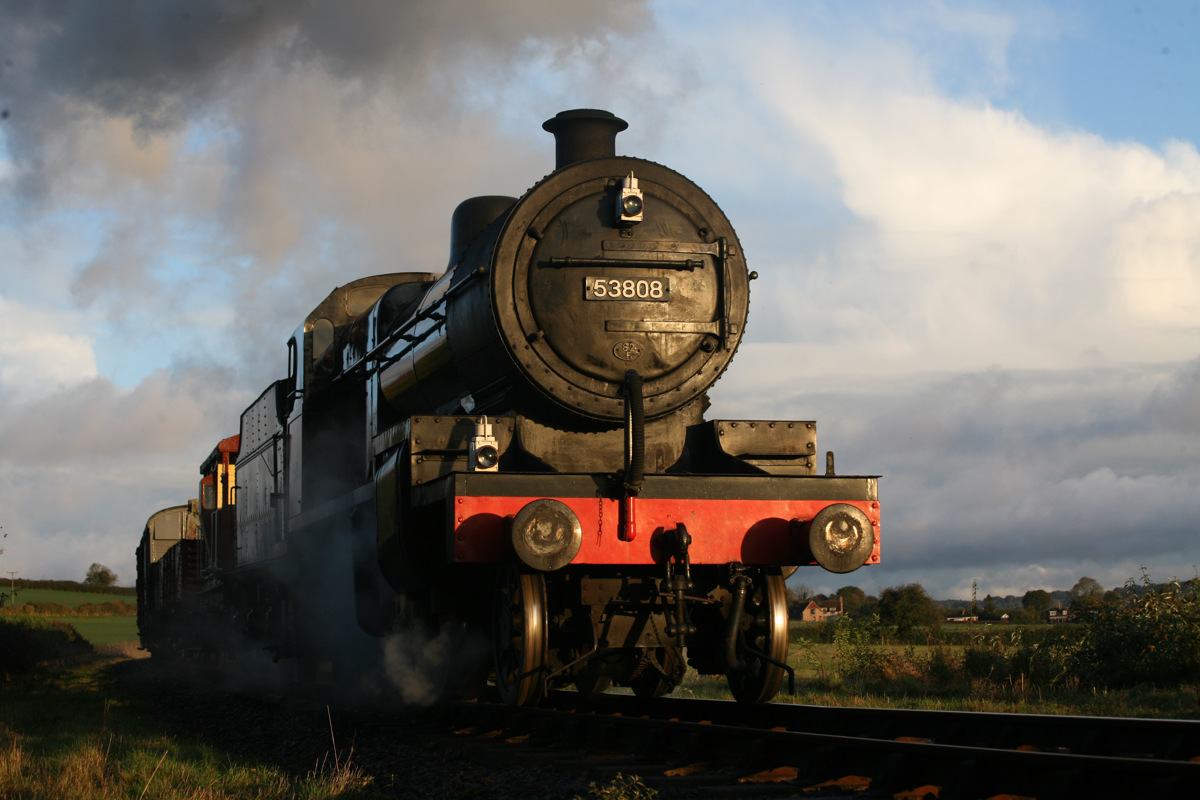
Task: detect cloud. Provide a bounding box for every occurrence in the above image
[1,0,658,389]
[0,1,649,192]
[711,13,1200,376]
[685,8,1200,598]
[0,368,240,463]
[0,294,98,400]
[0,364,249,581]
[1146,355,1200,433]
[1112,185,1200,332]
[714,353,1200,599]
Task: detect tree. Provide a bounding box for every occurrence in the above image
[786,583,815,615]
[84,563,117,587]
[788,583,815,604]
[979,594,1000,620]
[836,585,865,600]
[1012,607,1042,624]
[1022,589,1052,616]
[836,585,868,617]
[877,583,939,636]
[854,594,880,620]
[1071,576,1104,600]
[1071,593,1104,617]
[1065,576,1104,617]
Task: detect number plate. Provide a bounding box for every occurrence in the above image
[585,277,670,301]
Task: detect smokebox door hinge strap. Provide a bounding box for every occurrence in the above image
[619,369,645,542]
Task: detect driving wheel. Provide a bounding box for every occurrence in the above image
[493,565,547,706]
[727,570,789,704]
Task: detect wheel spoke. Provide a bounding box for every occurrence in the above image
[727,571,789,704]
[492,566,547,706]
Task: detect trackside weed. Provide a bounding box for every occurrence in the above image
[573,772,658,800]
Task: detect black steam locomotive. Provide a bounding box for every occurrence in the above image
[137,110,880,705]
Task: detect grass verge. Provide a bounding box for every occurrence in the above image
[0,655,376,799]
[678,666,1200,718]
[677,608,1200,719]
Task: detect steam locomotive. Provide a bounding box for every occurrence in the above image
[137,110,880,705]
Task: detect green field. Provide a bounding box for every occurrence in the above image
[8,588,136,607]
[1,586,140,648]
[40,615,140,645]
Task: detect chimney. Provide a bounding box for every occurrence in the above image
[542,109,628,169]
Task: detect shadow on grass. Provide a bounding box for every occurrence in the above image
[1,655,378,799]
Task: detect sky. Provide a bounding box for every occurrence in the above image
[1,0,1198,602]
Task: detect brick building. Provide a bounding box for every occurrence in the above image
[799,596,844,622]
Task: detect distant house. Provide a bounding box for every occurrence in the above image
[1047,607,1072,623]
[800,597,843,622]
[945,615,979,624]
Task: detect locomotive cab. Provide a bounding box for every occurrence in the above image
[198,434,239,576]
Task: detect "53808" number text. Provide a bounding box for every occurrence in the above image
[585,277,670,301]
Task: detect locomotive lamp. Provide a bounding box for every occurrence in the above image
[805,504,876,574]
[510,499,583,572]
[469,416,499,472]
[616,172,644,224]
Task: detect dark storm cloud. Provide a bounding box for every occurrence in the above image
[0,0,651,285]
[715,352,1200,596]
[1146,355,1200,434]
[0,0,651,382]
[0,0,645,178]
[839,363,1200,579]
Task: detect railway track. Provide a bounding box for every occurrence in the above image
[123,658,1199,798]
[394,691,1200,799]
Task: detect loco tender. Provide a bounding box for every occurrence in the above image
[137,110,880,705]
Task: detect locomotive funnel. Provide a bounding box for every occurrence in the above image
[542,109,628,169]
[448,195,515,268]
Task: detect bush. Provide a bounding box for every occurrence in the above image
[798,575,1200,698]
[952,628,1072,688]
[832,614,914,685]
[77,602,137,617]
[0,618,93,672]
[0,601,72,616]
[939,575,1200,691]
[0,601,136,617]
[791,621,837,643]
[923,644,969,694]
[1071,575,1200,688]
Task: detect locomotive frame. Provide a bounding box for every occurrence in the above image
[136,109,880,706]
